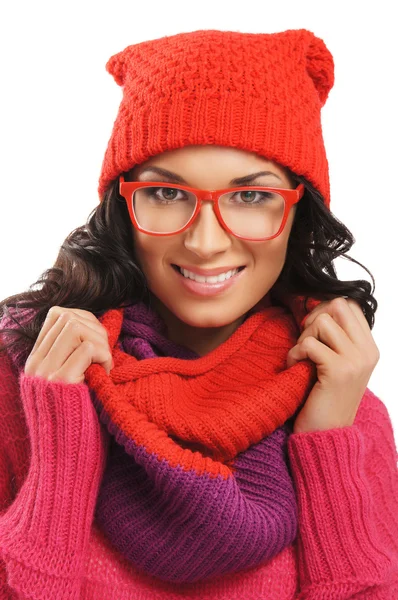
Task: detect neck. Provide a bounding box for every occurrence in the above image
[148,296,245,356]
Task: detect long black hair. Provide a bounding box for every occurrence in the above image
[0,169,376,369]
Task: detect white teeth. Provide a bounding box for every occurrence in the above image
[180,267,239,283]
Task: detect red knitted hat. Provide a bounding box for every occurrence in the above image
[98,28,334,207]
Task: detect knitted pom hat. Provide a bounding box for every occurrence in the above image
[98,28,334,207]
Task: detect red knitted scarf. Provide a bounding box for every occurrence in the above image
[85,291,320,466]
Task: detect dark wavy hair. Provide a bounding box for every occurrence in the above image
[0,168,377,368]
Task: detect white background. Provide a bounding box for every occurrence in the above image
[0,1,396,436]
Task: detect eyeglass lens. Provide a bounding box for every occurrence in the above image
[132,186,285,239]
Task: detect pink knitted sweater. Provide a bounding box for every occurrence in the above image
[0,349,397,599]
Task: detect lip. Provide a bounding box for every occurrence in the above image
[172,264,246,297]
[174,264,245,276]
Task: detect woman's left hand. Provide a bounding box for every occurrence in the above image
[286,297,380,434]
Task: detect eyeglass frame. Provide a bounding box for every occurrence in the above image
[119,175,305,242]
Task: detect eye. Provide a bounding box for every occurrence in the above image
[147,187,189,203]
[229,190,276,205]
[157,187,180,201]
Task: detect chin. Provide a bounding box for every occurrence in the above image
[169,304,244,329]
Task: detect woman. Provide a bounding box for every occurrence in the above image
[0,28,397,599]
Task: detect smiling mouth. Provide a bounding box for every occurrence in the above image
[172,264,246,283]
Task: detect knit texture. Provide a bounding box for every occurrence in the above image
[21,290,314,583]
[0,344,397,598]
[85,294,316,583]
[98,28,334,205]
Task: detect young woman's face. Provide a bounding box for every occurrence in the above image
[129,145,297,330]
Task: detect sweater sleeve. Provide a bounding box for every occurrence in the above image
[287,388,398,599]
[0,365,107,600]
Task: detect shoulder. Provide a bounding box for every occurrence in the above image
[356,387,395,432]
[355,387,397,466]
[0,306,39,374]
[0,306,38,423]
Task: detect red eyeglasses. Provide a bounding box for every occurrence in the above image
[119,175,305,241]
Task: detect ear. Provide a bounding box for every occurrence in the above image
[305,32,335,106]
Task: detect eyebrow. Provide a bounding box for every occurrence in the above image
[136,166,282,185]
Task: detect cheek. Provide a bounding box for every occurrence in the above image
[261,211,296,266]
[132,230,152,272]
[252,230,291,271]
[133,231,173,279]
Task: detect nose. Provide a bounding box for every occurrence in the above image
[183,200,232,258]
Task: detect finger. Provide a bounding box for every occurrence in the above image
[42,317,112,374]
[298,312,355,357]
[287,335,337,368]
[303,299,338,327]
[27,312,111,375]
[304,297,354,326]
[324,298,371,346]
[31,307,107,355]
[47,340,96,384]
[305,297,367,333]
[345,299,371,333]
[62,308,109,339]
[304,298,369,348]
[49,307,108,338]
[62,308,101,322]
[29,310,68,358]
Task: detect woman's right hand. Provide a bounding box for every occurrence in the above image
[24,306,114,384]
